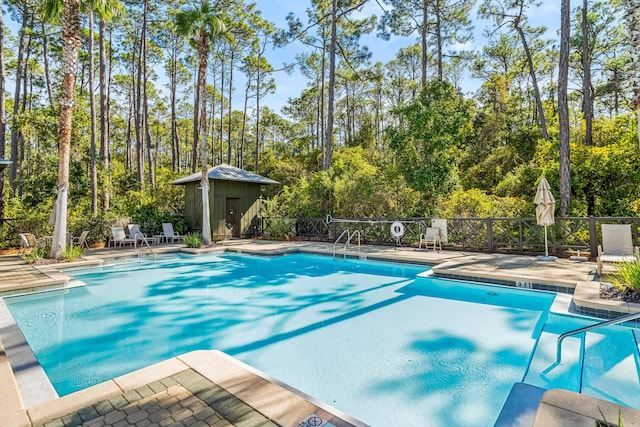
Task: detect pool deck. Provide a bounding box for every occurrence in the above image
[0,239,638,427]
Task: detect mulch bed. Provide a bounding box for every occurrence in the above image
[600,282,640,303]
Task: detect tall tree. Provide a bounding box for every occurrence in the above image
[176,0,225,246]
[480,0,550,140]
[47,0,82,258]
[89,10,98,215]
[9,1,30,190]
[324,0,338,170]
[0,0,6,220]
[559,0,571,215]
[379,0,474,84]
[622,0,640,145]
[379,0,431,86]
[99,16,110,212]
[580,0,592,146]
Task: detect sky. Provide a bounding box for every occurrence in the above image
[0,1,562,114]
[252,0,562,112]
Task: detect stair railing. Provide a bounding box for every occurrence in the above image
[556,310,640,363]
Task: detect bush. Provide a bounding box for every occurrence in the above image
[184,232,203,248]
[612,260,640,294]
[21,247,48,264]
[264,217,296,239]
[61,245,84,262]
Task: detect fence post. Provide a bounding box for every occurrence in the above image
[589,216,598,257]
[487,219,494,253]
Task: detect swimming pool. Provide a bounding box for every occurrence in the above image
[4,252,638,426]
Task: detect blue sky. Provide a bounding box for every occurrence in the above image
[1,1,561,114]
[254,0,561,112]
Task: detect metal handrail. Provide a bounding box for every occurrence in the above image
[344,230,361,258]
[556,311,640,363]
[133,231,157,262]
[333,229,350,258]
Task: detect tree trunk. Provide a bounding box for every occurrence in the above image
[226,47,234,164]
[421,0,428,87]
[99,18,110,212]
[255,51,261,173]
[10,4,29,190]
[320,32,326,156]
[515,23,549,141]
[622,0,640,145]
[240,83,248,169]
[197,32,212,246]
[435,0,443,80]
[191,61,199,173]
[582,0,593,146]
[170,41,179,172]
[324,0,338,170]
[0,0,6,219]
[41,20,54,108]
[142,1,155,189]
[219,58,225,164]
[558,0,572,215]
[18,26,32,197]
[51,0,81,259]
[89,12,98,216]
[135,3,147,190]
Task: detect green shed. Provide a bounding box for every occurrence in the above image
[170,164,279,240]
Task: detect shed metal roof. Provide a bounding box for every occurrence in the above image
[170,163,279,185]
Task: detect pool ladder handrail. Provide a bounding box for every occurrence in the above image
[333,230,361,259]
[556,310,640,363]
[333,230,349,258]
[132,230,157,262]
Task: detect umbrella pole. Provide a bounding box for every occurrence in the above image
[544,225,549,257]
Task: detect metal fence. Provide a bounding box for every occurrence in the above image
[263,216,640,258]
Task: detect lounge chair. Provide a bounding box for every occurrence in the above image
[72,231,90,249]
[18,233,43,254]
[110,226,136,247]
[161,223,185,244]
[128,224,155,246]
[419,227,442,251]
[597,224,639,275]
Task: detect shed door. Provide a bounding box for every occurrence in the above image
[226,198,240,238]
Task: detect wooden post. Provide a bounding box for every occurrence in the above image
[589,216,598,258]
[487,218,494,253]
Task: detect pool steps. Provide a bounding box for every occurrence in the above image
[523,315,640,408]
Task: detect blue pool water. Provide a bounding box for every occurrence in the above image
[5,252,635,426]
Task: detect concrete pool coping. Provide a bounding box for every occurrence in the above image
[0,240,637,426]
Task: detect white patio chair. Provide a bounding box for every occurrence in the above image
[597,224,639,275]
[162,223,185,244]
[419,227,442,252]
[110,226,136,247]
[127,224,154,247]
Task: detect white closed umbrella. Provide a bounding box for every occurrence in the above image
[534,176,556,260]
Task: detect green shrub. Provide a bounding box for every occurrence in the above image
[611,260,640,294]
[264,217,296,239]
[184,232,203,248]
[61,245,84,262]
[69,215,113,243]
[21,247,48,264]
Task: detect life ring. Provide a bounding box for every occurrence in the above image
[325,214,333,225]
[390,221,405,238]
